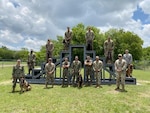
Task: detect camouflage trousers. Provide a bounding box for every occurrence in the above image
[12,77,22,91]
[86,40,93,50]
[105,51,114,62]
[94,71,101,85]
[62,69,69,85]
[46,52,53,62]
[28,62,35,74]
[116,72,126,88]
[85,68,93,84]
[72,73,79,85]
[45,74,54,85]
[64,41,70,50]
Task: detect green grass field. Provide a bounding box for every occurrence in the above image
[0,66,150,113]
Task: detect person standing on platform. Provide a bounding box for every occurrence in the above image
[45,58,55,88]
[104,36,114,81]
[63,27,72,50]
[104,36,114,63]
[27,49,36,75]
[114,54,127,92]
[46,39,54,63]
[85,27,94,50]
[93,56,103,88]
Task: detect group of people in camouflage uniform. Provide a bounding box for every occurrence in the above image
[54,55,103,88]
[12,26,133,92]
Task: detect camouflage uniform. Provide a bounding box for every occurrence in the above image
[104,38,114,63]
[63,28,72,50]
[27,51,36,74]
[93,59,103,87]
[84,58,93,85]
[12,64,25,92]
[46,41,54,62]
[45,62,55,88]
[62,61,70,86]
[85,29,94,50]
[71,60,82,86]
[115,54,127,91]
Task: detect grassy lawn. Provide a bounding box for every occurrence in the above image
[0,67,150,113]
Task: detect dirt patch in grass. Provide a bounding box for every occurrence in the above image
[139,92,150,98]
[0,80,12,85]
[105,90,120,94]
[137,80,150,85]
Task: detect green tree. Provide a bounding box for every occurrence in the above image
[13,48,28,61]
[143,47,150,60]
[0,46,14,60]
[105,29,143,60]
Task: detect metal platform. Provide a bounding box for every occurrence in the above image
[25,77,136,85]
[25,44,136,85]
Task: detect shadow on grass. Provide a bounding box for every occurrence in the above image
[115,89,128,93]
[9,90,27,95]
[43,87,53,89]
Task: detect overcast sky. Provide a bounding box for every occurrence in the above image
[0,0,150,51]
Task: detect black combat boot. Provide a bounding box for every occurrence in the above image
[121,85,127,92]
[12,87,15,93]
[115,87,120,90]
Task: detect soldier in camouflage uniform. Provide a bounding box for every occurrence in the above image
[93,56,103,88]
[62,57,70,87]
[85,27,94,50]
[12,59,25,93]
[104,36,114,81]
[45,58,55,88]
[27,49,36,75]
[104,36,114,63]
[84,56,93,85]
[114,54,127,92]
[71,56,82,86]
[46,39,54,63]
[63,27,72,50]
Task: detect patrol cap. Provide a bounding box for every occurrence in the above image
[118,54,122,57]
[96,56,99,59]
[17,59,21,62]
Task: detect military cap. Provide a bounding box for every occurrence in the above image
[118,54,122,57]
[17,59,21,62]
[48,58,52,61]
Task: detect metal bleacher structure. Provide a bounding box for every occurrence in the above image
[25,45,136,85]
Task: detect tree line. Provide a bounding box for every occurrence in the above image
[0,23,149,64]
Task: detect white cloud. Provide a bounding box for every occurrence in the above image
[0,0,150,51]
[24,37,45,51]
[139,0,150,14]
